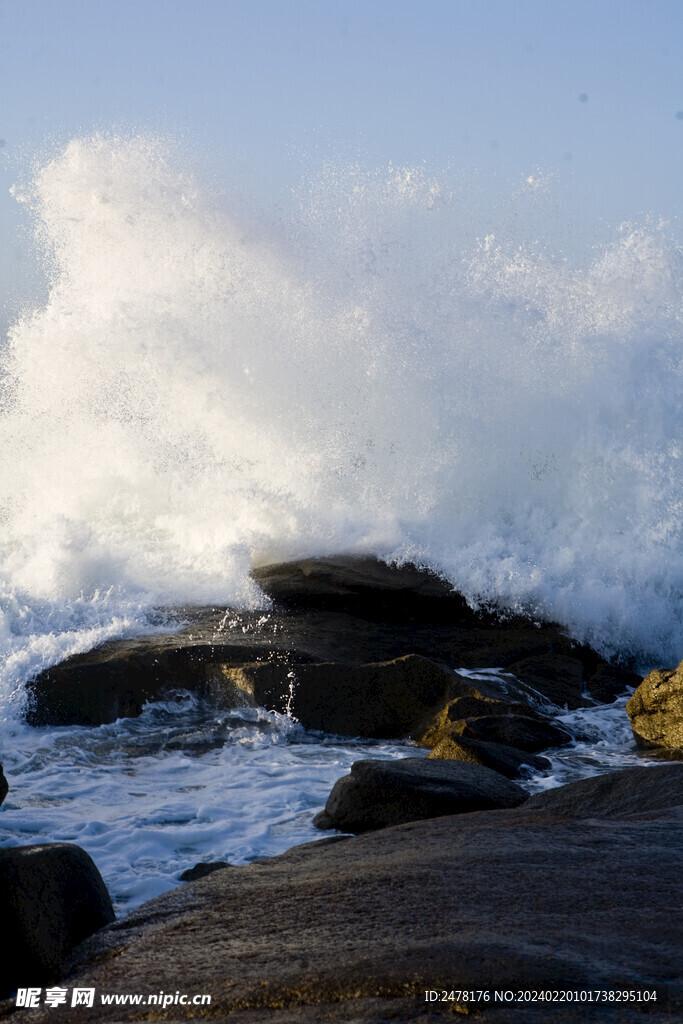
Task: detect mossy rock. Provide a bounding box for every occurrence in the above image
[626,661,683,749]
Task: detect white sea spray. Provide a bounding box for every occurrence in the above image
[1,132,682,724]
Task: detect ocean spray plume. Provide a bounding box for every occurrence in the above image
[0,132,682,708]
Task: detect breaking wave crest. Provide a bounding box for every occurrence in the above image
[1,132,682,708]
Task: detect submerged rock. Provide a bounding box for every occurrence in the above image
[0,843,114,999]
[312,757,527,833]
[627,660,683,750]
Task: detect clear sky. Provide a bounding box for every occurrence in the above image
[1,0,682,314]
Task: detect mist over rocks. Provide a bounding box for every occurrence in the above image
[3,133,683,683]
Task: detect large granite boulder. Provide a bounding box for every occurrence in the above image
[26,558,640,728]
[0,843,115,999]
[21,766,682,1024]
[627,661,683,749]
[312,757,527,833]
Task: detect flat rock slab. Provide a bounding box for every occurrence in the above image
[10,767,681,1023]
[525,762,683,817]
[313,757,528,832]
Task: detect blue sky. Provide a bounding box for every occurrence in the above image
[1,0,682,313]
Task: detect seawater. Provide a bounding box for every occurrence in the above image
[0,134,680,910]
[0,684,660,914]
[0,693,421,912]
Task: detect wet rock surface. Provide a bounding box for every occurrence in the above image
[178,862,233,882]
[449,712,572,752]
[0,764,7,808]
[212,654,459,738]
[8,765,682,1024]
[27,558,639,731]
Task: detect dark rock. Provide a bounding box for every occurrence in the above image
[416,690,567,777]
[445,693,545,720]
[427,734,551,777]
[0,763,7,807]
[26,558,637,728]
[26,639,282,727]
[251,556,491,625]
[450,713,573,752]
[179,861,232,882]
[26,769,682,1024]
[525,763,683,817]
[312,757,527,833]
[213,655,466,738]
[216,657,574,771]
[626,661,683,749]
[586,663,642,703]
[505,653,585,708]
[0,843,115,998]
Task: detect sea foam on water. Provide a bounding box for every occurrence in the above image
[1,133,682,721]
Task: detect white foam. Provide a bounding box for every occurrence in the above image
[0,695,419,912]
[1,132,682,724]
[523,692,664,792]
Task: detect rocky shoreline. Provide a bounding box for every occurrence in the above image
[2,764,681,1023]
[1,557,682,1021]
